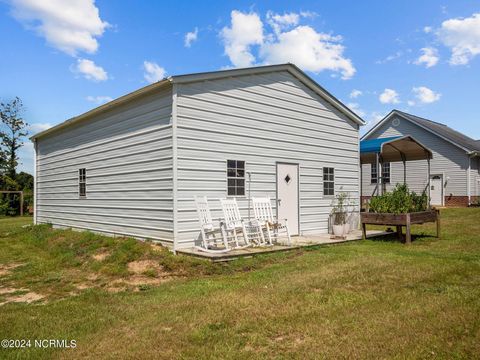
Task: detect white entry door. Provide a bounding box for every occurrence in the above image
[430,174,443,206]
[277,163,299,235]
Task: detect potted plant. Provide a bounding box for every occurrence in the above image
[331,192,350,237]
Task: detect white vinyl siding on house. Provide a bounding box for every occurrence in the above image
[35,87,174,245]
[174,71,360,248]
[362,115,469,198]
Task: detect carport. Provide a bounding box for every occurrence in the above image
[360,135,433,203]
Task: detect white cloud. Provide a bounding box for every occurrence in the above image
[414,47,439,68]
[28,122,53,134]
[412,86,441,103]
[220,10,264,67]
[438,13,480,65]
[260,26,355,79]
[424,26,433,33]
[143,61,166,83]
[10,0,109,56]
[346,102,365,117]
[73,58,108,81]
[220,10,355,79]
[266,11,300,34]
[184,27,198,47]
[379,88,400,104]
[375,51,402,64]
[86,95,112,104]
[407,100,416,107]
[350,89,362,98]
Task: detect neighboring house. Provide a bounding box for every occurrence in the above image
[31,63,365,250]
[361,110,480,206]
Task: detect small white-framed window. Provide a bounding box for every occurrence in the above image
[323,167,334,196]
[382,162,391,184]
[79,168,86,198]
[227,160,245,196]
[371,163,390,184]
[371,164,378,184]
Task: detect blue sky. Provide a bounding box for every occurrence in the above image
[1,1,479,174]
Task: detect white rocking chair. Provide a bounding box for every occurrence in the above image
[252,197,292,246]
[194,196,231,253]
[219,198,262,248]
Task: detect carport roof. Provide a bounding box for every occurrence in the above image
[360,135,432,164]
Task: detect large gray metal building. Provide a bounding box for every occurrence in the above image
[31,64,365,250]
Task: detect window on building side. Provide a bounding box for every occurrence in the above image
[323,167,334,196]
[79,168,86,197]
[227,160,245,196]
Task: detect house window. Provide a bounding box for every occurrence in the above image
[227,160,245,196]
[382,162,390,184]
[371,163,390,184]
[79,168,86,197]
[371,164,378,184]
[323,167,334,196]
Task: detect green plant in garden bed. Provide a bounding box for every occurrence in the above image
[369,184,428,214]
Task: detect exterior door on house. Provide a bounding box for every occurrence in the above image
[430,174,443,206]
[276,163,299,235]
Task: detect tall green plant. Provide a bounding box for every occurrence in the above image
[369,184,428,214]
[331,192,350,225]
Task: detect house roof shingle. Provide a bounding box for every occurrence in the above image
[392,110,480,153]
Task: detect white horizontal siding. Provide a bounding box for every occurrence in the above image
[175,71,360,248]
[362,115,469,197]
[36,87,174,244]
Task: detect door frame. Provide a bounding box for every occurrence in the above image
[276,162,300,235]
[430,173,444,206]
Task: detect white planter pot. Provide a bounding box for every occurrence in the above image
[344,223,351,234]
[333,224,345,237]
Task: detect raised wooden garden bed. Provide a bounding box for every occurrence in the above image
[360,210,440,244]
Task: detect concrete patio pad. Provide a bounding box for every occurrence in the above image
[176,229,389,262]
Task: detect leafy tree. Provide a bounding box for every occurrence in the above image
[0,97,29,178]
[0,97,30,215]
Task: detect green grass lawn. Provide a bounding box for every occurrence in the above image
[0,209,479,359]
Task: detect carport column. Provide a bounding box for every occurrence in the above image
[467,156,471,206]
[403,160,406,185]
[427,157,431,209]
[376,152,382,196]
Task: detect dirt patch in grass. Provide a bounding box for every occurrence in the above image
[0,287,27,295]
[92,250,110,261]
[0,262,25,277]
[0,288,45,306]
[127,260,162,274]
[6,291,44,304]
[106,259,182,291]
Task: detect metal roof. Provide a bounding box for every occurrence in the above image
[360,135,432,164]
[31,63,365,140]
[360,136,401,153]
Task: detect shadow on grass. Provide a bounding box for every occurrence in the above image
[369,230,437,244]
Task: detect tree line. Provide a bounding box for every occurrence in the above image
[0,97,33,215]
